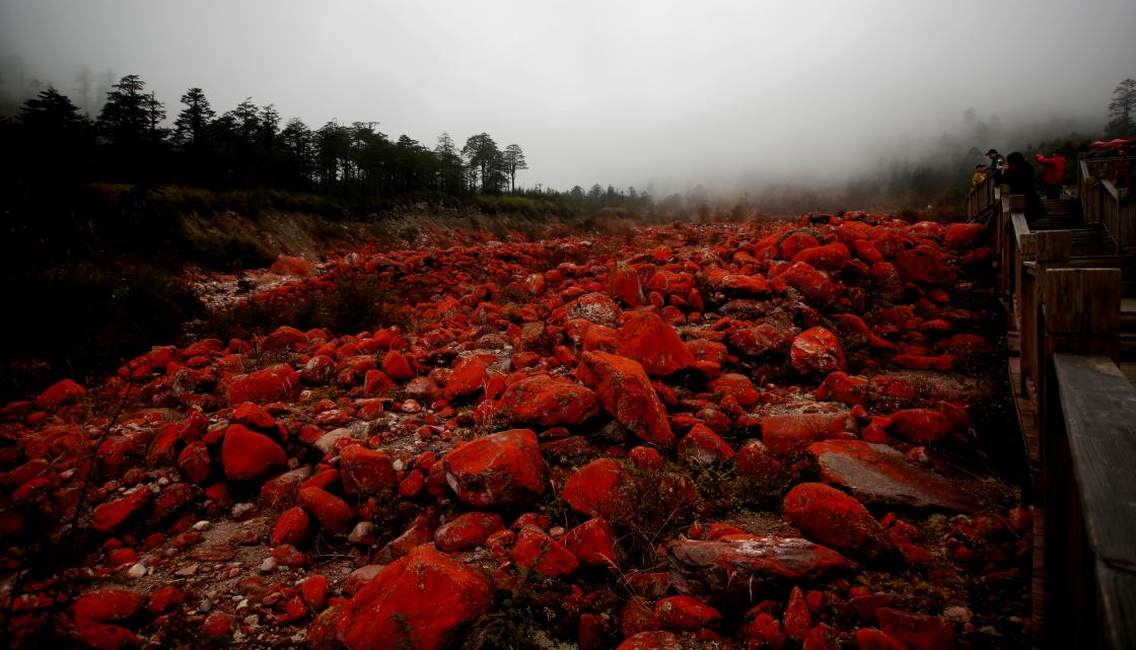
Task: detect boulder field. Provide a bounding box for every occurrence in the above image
[0,213,1030,648]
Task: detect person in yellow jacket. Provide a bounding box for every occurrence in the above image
[971,164,987,187]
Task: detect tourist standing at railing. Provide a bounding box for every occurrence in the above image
[1003,152,1045,216]
[986,149,1005,174]
[1034,149,1066,199]
[971,164,988,187]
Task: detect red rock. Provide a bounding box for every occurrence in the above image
[816,371,869,405]
[203,611,234,637]
[73,588,143,623]
[35,378,86,409]
[618,631,680,650]
[895,245,948,285]
[443,429,546,507]
[780,230,821,259]
[577,351,675,447]
[76,622,140,650]
[616,311,697,377]
[512,525,579,577]
[444,354,494,400]
[271,506,311,546]
[741,614,785,647]
[783,482,894,560]
[667,533,852,591]
[628,445,664,471]
[804,623,840,650]
[621,598,665,638]
[944,223,985,249]
[231,401,275,430]
[499,374,599,427]
[761,412,852,453]
[677,423,735,464]
[300,574,329,610]
[561,517,618,567]
[792,242,850,271]
[791,327,846,376]
[221,424,287,481]
[434,512,504,552]
[270,255,314,276]
[729,322,790,357]
[720,273,771,295]
[808,439,977,511]
[888,408,956,443]
[777,261,841,305]
[856,628,907,649]
[655,595,722,630]
[876,608,955,650]
[91,488,149,533]
[297,486,354,534]
[610,262,645,306]
[381,350,415,381]
[736,440,785,481]
[146,586,184,614]
[340,445,397,495]
[227,363,300,405]
[261,325,308,351]
[784,586,812,641]
[707,373,760,407]
[342,544,492,650]
[565,292,623,325]
[561,458,636,523]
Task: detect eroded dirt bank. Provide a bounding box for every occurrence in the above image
[0,213,1030,649]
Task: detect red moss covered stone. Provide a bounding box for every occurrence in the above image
[782,482,895,560]
[221,424,287,481]
[340,544,492,650]
[616,310,697,377]
[226,363,300,405]
[339,444,397,495]
[443,429,547,507]
[433,511,504,552]
[498,374,599,427]
[577,351,675,447]
[790,326,846,376]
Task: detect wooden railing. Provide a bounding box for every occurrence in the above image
[965,173,999,221]
[992,188,1136,649]
[1079,155,1136,251]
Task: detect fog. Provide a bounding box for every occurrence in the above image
[2,0,1133,194]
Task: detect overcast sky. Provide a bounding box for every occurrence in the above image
[2,0,1134,192]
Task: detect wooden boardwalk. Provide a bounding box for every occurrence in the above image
[973,157,1136,649]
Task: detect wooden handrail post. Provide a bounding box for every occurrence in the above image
[1018,231,1073,395]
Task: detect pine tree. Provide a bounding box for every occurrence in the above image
[1107,78,1136,137]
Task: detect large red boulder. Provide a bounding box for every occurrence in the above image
[677,424,735,464]
[782,482,895,561]
[792,241,850,271]
[944,222,985,249]
[761,412,852,453]
[91,488,149,533]
[444,354,494,400]
[35,378,86,409]
[73,588,143,623]
[297,486,353,534]
[227,364,300,405]
[791,327,846,376]
[221,424,287,481]
[654,595,722,631]
[561,517,618,567]
[888,409,956,444]
[616,311,697,377]
[561,457,637,524]
[512,525,579,577]
[776,261,841,305]
[610,262,645,307]
[577,352,675,447]
[667,532,853,593]
[340,445,397,495]
[443,429,547,507]
[341,545,492,650]
[434,512,504,552]
[498,374,599,427]
[894,244,948,285]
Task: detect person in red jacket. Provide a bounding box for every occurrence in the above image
[1034,149,1066,199]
